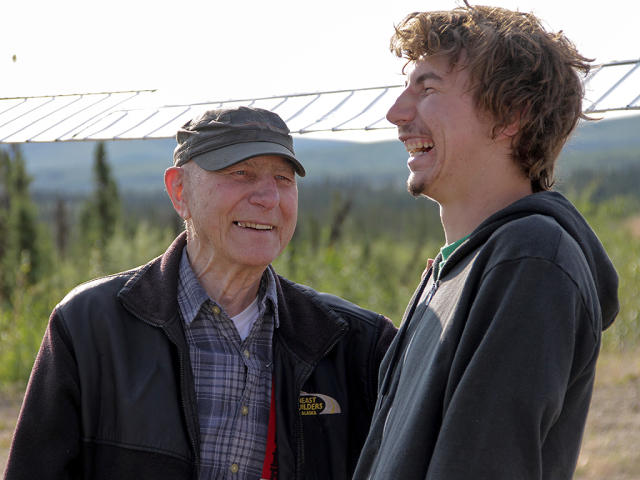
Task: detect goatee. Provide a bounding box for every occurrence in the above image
[407,177,425,197]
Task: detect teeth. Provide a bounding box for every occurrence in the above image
[236,221,273,230]
[405,139,434,154]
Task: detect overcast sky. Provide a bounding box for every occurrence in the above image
[2,0,638,141]
[4,0,639,97]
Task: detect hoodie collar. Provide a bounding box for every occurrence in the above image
[446,191,619,330]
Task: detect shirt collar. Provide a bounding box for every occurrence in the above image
[177,246,279,328]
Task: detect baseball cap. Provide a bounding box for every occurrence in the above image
[172,106,305,176]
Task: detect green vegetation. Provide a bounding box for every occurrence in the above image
[568,191,640,350]
[1,137,640,385]
[79,142,121,252]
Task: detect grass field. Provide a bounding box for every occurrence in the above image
[574,349,640,479]
[2,348,639,477]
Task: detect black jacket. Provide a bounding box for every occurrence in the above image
[354,192,619,480]
[5,233,396,480]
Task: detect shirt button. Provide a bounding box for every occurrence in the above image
[211,305,221,315]
[241,405,249,416]
[230,463,239,474]
[243,349,250,359]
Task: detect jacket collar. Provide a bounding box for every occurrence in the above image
[118,232,187,327]
[271,269,348,366]
[117,233,348,363]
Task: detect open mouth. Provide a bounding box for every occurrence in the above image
[405,139,434,155]
[234,221,274,231]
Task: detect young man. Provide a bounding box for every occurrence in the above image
[353,5,619,479]
[4,107,396,480]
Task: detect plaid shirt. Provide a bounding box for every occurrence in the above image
[177,248,278,479]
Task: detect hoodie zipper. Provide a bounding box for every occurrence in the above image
[378,270,438,399]
[378,277,440,442]
[422,279,440,307]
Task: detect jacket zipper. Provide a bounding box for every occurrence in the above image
[144,315,200,478]
[177,345,200,479]
[293,324,349,479]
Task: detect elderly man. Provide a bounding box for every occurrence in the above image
[5,107,396,480]
[353,4,619,480]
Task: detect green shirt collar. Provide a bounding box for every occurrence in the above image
[436,234,470,280]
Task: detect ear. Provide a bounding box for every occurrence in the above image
[499,107,527,139]
[165,167,191,219]
[501,119,520,138]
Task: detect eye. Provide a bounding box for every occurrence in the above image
[231,170,247,176]
[276,174,294,183]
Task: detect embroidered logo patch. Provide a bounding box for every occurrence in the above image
[299,391,342,416]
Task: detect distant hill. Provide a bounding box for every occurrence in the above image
[17,137,410,194]
[11,114,640,195]
[17,139,175,194]
[557,114,640,176]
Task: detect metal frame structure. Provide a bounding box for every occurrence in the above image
[583,59,640,113]
[1,58,638,144]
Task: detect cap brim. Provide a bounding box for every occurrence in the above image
[191,141,305,177]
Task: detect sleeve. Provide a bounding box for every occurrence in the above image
[427,258,599,479]
[4,309,82,480]
[367,315,397,406]
[372,315,397,371]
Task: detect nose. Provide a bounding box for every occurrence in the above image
[249,177,279,209]
[386,89,415,126]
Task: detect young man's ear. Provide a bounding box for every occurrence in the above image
[500,121,520,138]
[164,166,190,219]
[500,107,527,139]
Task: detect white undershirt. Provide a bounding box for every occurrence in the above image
[231,296,260,341]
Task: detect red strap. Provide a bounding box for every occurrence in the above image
[261,378,277,479]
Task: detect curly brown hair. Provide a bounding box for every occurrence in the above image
[390,4,592,191]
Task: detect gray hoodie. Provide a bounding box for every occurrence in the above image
[354,191,619,480]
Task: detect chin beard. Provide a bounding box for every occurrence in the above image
[407,177,426,198]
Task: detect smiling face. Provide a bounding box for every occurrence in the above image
[386,55,499,204]
[168,155,298,274]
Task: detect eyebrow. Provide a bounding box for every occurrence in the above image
[415,72,444,84]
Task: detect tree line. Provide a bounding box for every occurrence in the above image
[0,142,639,383]
[0,142,123,306]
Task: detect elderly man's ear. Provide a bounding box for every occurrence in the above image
[165,167,191,219]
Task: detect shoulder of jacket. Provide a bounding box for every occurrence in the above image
[483,213,567,259]
[57,267,139,311]
[494,213,562,240]
[315,292,383,329]
[277,275,382,328]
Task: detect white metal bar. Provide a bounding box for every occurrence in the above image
[29,94,112,141]
[585,60,640,112]
[142,106,193,138]
[63,92,146,140]
[1,59,638,143]
[332,88,390,130]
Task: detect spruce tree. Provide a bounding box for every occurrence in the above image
[80,141,120,252]
[0,150,11,297]
[0,146,44,297]
[54,196,70,257]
